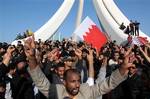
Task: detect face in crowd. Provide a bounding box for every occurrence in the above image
[55,66,65,79]
[113,52,120,61]
[64,60,73,71]
[64,69,81,97]
[0,82,6,98]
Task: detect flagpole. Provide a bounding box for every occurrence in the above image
[72,0,84,42]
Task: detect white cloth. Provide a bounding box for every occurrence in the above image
[109,59,118,67]
[5,74,13,99]
[86,66,107,99]
[86,77,94,86]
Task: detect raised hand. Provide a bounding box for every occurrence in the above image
[139,46,150,63]
[119,47,136,76]
[47,48,59,61]
[101,57,108,67]
[24,35,36,59]
[2,46,16,66]
[24,35,37,70]
[75,49,82,59]
[124,45,134,57]
[145,43,150,48]
[6,46,16,55]
[87,49,94,63]
[31,34,36,49]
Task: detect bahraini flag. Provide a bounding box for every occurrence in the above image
[73,16,107,50]
[131,36,148,46]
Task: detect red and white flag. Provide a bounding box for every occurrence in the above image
[73,16,107,50]
[131,36,148,46]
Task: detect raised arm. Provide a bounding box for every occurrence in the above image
[86,49,94,86]
[139,46,150,63]
[87,49,94,78]
[95,57,107,84]
[2,46,15,66]
[24,35,50,98]
[0,46,15,78]
[90,48,136,98]
[145,43,150,49]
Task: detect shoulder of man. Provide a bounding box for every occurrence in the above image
[48,84,58,99]
[48,84,65,99]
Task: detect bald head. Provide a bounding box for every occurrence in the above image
[63,69,81,97]
[63,69,80,81]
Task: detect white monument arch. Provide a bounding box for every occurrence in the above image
[12,0,150,45]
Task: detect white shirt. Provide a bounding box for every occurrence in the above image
[5,74,13,99]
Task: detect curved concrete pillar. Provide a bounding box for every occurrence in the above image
[93,0,150,45]
[72,0,84,41]
[12,0,75,45]
[34,0,75,41]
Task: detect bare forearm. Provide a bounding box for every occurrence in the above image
[143,53,150,63]
[141,50,150,63]
[88,61,94,78]
[146,44,150,49]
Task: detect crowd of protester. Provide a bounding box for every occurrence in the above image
[0,35,150,99]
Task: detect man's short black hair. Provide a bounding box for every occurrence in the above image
[69,50,75,57]
[77,42,84,48]
[0,56,3,62]
[0,42,9,50]
[82,48,89,54]
[63,56,74,62]
[0,42,2,48]
[13,55,26,65]
[8,62,16,71]
[63,69,80,81]
[55,62,65,70]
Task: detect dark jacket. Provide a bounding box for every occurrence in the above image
[11,75,34,99]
